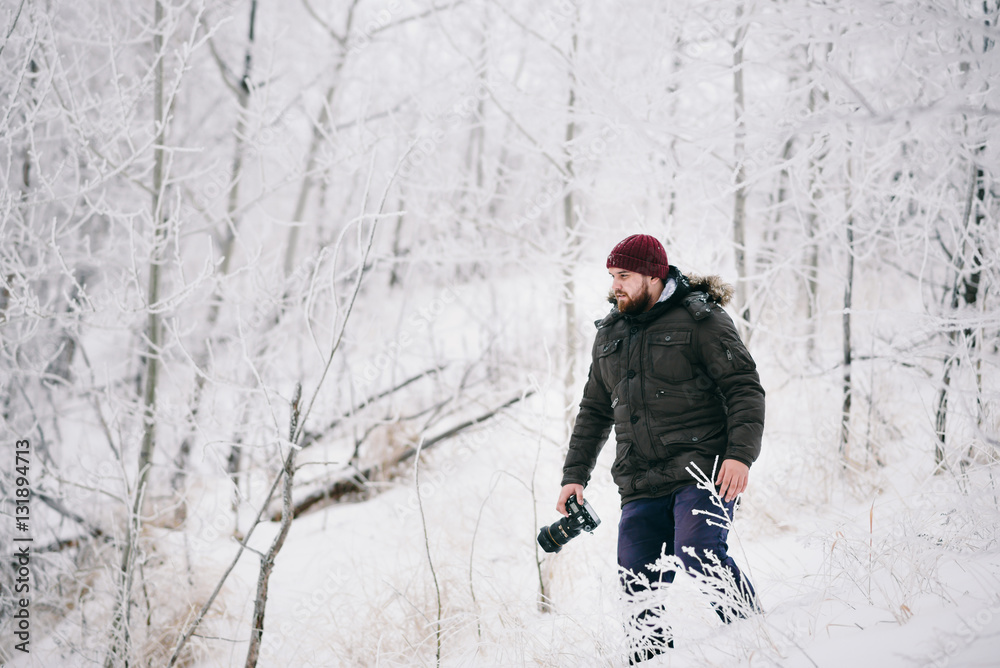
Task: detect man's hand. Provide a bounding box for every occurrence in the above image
[716,459,749,503]
[556,483,584,516]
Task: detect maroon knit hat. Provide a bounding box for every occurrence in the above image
[606,234,669,279]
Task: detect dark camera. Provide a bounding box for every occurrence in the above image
[537,494,601,553]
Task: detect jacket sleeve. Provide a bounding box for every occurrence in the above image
[694,309,765,468]
[560,341,615,487]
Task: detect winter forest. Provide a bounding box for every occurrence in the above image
[1,0,998,665]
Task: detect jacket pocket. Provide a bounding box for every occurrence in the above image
[648,330,694,381]
[611,380,629,424]
[658,423,726,448]
[721,336,756,371]
[650,385,712,414]
[598,338,622,357]
[611,440,634,482]
[597,338,622,385]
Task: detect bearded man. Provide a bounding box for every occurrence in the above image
[556,234,764,662]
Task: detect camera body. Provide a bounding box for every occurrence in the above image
[537,494,601,553]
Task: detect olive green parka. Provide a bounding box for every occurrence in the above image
[561,268,765,506]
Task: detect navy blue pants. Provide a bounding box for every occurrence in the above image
[618,484,758,625]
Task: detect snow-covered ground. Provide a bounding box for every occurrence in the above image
[209,391,1000,667]
[7,259,1000,668]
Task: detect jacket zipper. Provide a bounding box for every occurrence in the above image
[639,326,659,460]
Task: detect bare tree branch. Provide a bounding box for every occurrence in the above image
[273,388,535,520]
[298,363,448,450]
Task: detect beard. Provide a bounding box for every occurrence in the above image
[615,282,654,315]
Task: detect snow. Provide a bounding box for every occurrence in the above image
[169,401,1000,667]
[2,1,999,666]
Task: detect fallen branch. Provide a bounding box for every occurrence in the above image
[37,491,105,538]
[272,388,536,520]
[297,363,447,450]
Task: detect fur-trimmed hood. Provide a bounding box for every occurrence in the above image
[605,269,734,308]
[686,272,734,306]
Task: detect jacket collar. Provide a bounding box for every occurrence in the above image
[596,266,691,328]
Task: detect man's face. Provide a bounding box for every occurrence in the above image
[609,267,657,314]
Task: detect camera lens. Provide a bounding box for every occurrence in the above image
[537,516,583,553]
[537,525,563,553]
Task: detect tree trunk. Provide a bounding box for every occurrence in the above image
[283,2,361,276]
[172,0,259,518]
[244,446,296,668]
[935,0,994,469]
[562,20,579,440]
[840,165,854,464]
[936,157,985,471]
[137,0,167,531]
[388,193,406,287]
[731,0,750,335]
[804,43,831,362]
[748,133,793,348]
[934,357,953,471]
[105,2,167,664]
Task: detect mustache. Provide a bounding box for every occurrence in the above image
[607,289,628,304]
